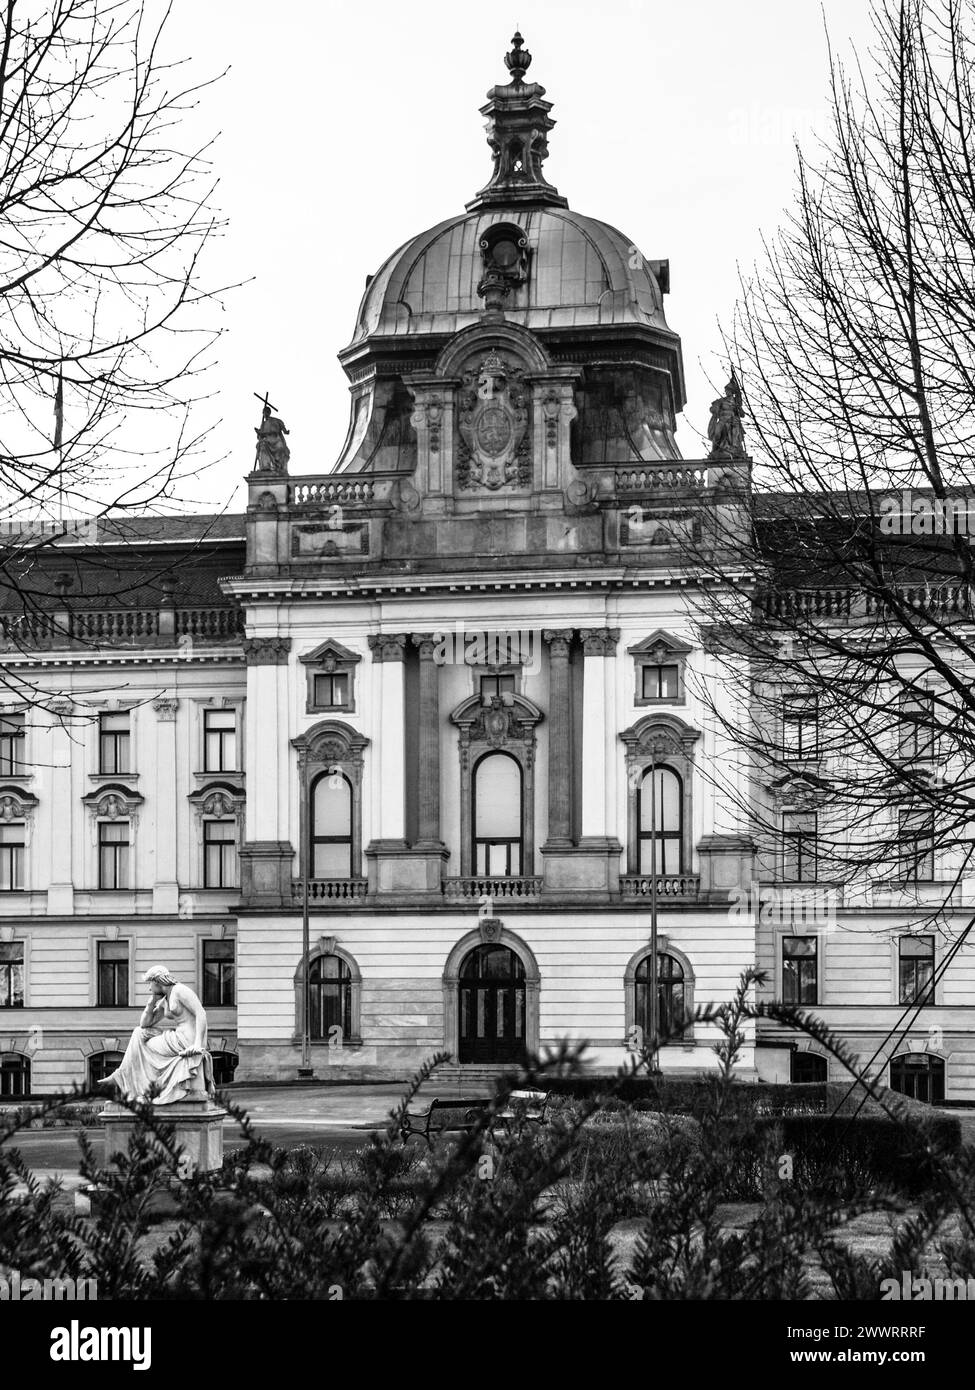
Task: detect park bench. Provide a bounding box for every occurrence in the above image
[399,1097,488,1147]
[399,1090,551,1146]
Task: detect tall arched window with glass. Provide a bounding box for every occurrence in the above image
[635,953,687,1040]
[637,767,683,875]
[473,752,523,876]
[311,772,353,878]
[309,954,352,1041]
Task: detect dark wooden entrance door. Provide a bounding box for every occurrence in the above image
[458,944,526,1064]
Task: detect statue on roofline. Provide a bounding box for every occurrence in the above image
[254,399,290,473]
[707,374,748,461]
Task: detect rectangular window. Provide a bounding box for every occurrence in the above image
[99,712,131,775]
[899,809,935,882]
[898,689,936,760]
[0,823,24,890]
[203,709,237,772]
[0,942,24,1008]
[203,820,237,889]
[96,941,129,1007]
[782,693,818,759]
[899,935,935,1005]
[479,673,516,702]
[98,821,130,890]
[312,673,350,709]
[202,940,235,1007]
[782,935,818,1005]
[0,713,25,777]
[782,812,817,882]
[641,664,680,701]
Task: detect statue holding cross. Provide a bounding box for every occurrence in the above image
[254,392,291,473]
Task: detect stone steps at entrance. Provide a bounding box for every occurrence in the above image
[431,1066,521,1090]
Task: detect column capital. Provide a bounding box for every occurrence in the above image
[243,636,291,665]
[152,697,180,721]
[411,633,439,661]
[368,633,409,662]
[542,628,573,658]
[580,627,620,656]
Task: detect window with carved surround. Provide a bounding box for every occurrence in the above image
[294,938,362,1046]
[0,788,37,892]
[291,721,369,882]
[0,713,25,777]
[450,693,542,878]
[300,640,361,716]
[203,709,238,773]
[627,631,693,708]
[898,808,936,883]
[624,940,695,1046]
[0,942,24,1007]
[619,715,699,876]
[189,784,245,890]
[82,786,143,892]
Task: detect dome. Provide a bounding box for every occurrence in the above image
[351,207,670,344]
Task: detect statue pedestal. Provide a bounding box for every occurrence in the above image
[99,1098,228,1174]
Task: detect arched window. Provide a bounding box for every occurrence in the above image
[311,772,353,879]
[211,1052,239,1088]
[791,1051,828,1084]
[890,1053,945,1105]
[87,1051,122,1088]
[473,753,523,877]
[309,954,353,1042]
[637,767,683,875]
[0,1052,29,1098]
[634,952,687,1042]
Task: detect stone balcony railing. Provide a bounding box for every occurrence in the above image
[0,605,244,650]
[289,478,377,508]
[292,878,369,903]
[762,583,973,623]
[620,873,701,900]
[443,876,543,901]
[279,873,709,907]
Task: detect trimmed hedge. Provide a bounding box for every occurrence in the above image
[754,1114,962,1196]
[541,1077,827,1117]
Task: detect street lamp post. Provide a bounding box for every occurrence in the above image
[298,756,313,1079]
[648,748,660,1072]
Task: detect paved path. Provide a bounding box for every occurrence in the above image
[2,1082,485,1191]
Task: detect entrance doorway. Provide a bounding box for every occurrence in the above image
[458,944,526,1064]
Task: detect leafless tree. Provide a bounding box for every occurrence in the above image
[0,0,229,700]
[685,0,975,941]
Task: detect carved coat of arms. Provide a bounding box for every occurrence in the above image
[457,349,530,491]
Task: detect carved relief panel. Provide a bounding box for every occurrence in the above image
[456,348,532,493]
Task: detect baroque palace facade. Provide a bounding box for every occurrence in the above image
[1,35,972,1101]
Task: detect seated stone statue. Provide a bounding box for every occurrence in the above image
[105,965,215,1104]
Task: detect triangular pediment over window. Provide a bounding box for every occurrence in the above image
[626,630,694,659]
[299,639,361,668]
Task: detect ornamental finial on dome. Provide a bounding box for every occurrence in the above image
[466,31,568,211]
[504,31,532,85]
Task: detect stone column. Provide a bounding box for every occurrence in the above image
[542,629,573,848]
[365,633,440,895]
[367,634,408,845]
[152,698,179,914]
[46,700,74,915]
[579,629,618,836]
[239,636,294,907]
[541,628,623,899]
[411,634,443,847]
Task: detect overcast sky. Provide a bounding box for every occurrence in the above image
[168,0,877,513]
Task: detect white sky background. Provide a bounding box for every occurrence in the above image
[166,0,878,515]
